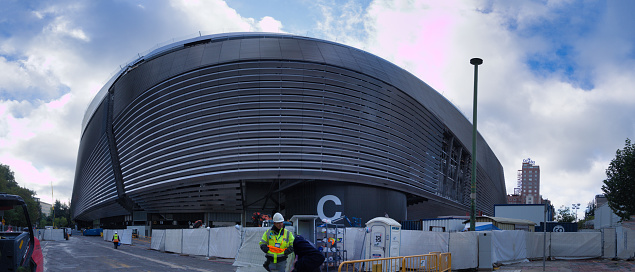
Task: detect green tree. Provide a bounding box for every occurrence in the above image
[584,201,595,218]
[0,164,41,227]
[54,217,68,228]
[556,206,575,223]
[601,138,635,221]
[52,200,73,227]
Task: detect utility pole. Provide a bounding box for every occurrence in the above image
[469,58,483,231]
[51,181,55,229]
[543,201,547,271]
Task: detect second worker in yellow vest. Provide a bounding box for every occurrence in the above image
[260,213,295,272]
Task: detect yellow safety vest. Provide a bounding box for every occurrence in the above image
[260,228,295,263]
[113,234,119,242]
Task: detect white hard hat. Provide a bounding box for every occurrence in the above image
[273,213,284,223]
[115,231,118,234]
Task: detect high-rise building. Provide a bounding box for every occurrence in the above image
[507,158,541,204]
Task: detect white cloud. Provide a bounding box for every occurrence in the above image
[169,0,283,33]
[44,16,90,42]
[258,16,283,33]
[311,0,635,210]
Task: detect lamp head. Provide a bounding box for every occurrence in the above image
[470,58,483,65]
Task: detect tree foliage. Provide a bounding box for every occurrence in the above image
[53,200,72,227]
[555,206,575,223]
[601,138,635,221]
[0,164,41,227]
[584,201,595,218]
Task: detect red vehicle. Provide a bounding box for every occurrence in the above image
[0,193,44,272]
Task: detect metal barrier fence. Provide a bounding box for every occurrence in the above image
[438,253,451,272]
[337,253,451,272]
[402,254,438,271]
[427,252,451,272]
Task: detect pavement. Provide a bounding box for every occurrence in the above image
[41,232,236,272]
[495,259,635,272]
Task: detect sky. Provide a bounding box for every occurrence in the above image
[1,0,634,219]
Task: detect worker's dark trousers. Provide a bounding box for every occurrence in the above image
[114,242,118,249]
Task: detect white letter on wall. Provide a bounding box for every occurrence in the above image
[317,195,342,222]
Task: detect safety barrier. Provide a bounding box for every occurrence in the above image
[402,254,438,271]
[438,252,451,272]
[426,252,451,272]
[338,253,451,272]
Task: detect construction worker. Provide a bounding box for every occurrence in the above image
[260,213,295,272]
[112,231,120,249]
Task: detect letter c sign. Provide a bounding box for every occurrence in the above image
[317,195,342,221]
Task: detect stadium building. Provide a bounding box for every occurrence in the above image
[71,32,506,229]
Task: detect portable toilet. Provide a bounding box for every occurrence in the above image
[364,217,401,259]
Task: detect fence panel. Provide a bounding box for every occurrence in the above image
[439,253,451,272]
[402,254,438,272]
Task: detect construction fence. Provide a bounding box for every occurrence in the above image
[140,225,634,271]
[148,226,242,259]
[35,229,65,241]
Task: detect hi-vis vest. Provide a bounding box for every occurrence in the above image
[113,234,119,243]
[260,228,294,263]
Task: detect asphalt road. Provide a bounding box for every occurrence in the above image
[41,233,237,272]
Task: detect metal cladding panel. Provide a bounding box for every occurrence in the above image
[219,39,241,63]
[297,39,325,63]
[259,38,282,59]
[200,42,222,66]
[279,39,303,60]
[71,98,126,220]
[75,33,506,221]
[239,38,260,59]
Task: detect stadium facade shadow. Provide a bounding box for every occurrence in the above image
[71,32,506,228]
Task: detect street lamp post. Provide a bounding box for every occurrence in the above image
[572,203,580,222]
[469,58,483,231]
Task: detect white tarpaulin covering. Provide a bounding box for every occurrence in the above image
[617,226,635,259]
[209,226,241,258]
[344,228,366,260]
[491,230,527,263]
[602,228,616,258]
[449,231,478,270]
[103,229,110,241]
[182,229,209,256]
[121,229,132,245]
[165,229,183,254]
[400,230,449,256]
[525,232,550,259]
[43,229,64,241]
[234,227,271,271]
[151,229,166,251]
[551,232,601,259]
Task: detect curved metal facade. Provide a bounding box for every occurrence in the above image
[71,33,506,222]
